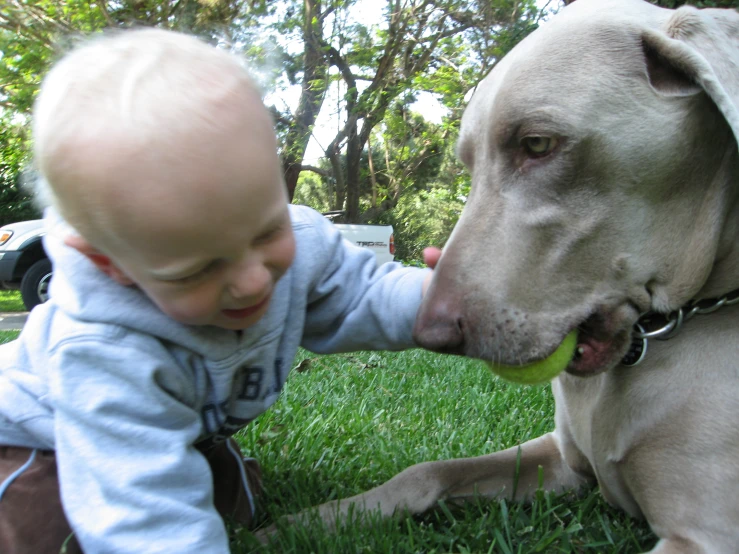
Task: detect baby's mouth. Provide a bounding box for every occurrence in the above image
[222,296,270,319]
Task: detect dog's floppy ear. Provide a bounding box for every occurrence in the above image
[641,6,739,145]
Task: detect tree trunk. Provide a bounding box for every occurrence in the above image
[280,0,329,201]
[345,124,361,222]
[326,142,346,212]
[367,134,377,208]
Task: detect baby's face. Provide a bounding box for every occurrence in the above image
[122,194,296,331]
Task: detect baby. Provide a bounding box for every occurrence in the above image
[0,28,432,553]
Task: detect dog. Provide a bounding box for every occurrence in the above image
[286,1,739,552]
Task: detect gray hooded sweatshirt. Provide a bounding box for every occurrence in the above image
[0,204,427,553]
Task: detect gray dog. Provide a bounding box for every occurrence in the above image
[284,1,739,552]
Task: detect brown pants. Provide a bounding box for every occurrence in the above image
[0,439,261,554]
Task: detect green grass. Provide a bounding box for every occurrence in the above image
[0,290,25,312]
[233,350,656,553]
[0,330,20,344]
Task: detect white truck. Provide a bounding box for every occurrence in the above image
[0,214,395,310]
[332,223,394,266]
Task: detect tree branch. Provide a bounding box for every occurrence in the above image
[300,164,332,177]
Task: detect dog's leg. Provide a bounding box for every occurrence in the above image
[290,431,593,531]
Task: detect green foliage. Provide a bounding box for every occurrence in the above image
[293,171,333,214]
[0,115,40,225]
[381,137,470,262]
[368,105,471,262]
[386,185,466,262]
[365,107,445,199]
[0,0,251,226]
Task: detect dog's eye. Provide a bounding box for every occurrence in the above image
[521,136,558,157]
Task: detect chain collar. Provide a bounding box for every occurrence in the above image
[621,288,739,366]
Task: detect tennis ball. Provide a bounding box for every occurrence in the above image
[486,330,578,385]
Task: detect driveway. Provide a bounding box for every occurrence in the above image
[0,312,28,330]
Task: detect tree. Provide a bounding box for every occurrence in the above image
[0,0,248,116]
[0,0,547,239]
[263,0,542,221]
[0,0,248,223]
[0,114,38,226]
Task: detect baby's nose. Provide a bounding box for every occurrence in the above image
[228,262,271,300]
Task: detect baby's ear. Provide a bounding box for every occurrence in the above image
[64,235,135,286]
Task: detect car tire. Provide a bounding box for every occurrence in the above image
[20,258,53,311]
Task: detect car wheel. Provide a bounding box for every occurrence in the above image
[20,258,53,311]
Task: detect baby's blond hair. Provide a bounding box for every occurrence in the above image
[32,28,263,249]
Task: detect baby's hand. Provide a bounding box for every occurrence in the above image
[422,246,441,296]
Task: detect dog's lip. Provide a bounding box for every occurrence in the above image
[566,307,637,376]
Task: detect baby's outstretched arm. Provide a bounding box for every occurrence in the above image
[299,207,430,354]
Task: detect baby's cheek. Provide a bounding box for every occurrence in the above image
[149,288,220,326]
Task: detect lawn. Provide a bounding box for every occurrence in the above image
[0,291,23,345]
[234,350,657,553]
[0,288,656,552]
[0,290,26,312]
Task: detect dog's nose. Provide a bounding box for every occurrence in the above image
[412,297,466,355]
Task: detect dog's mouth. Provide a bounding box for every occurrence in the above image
[567,310,634,376]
